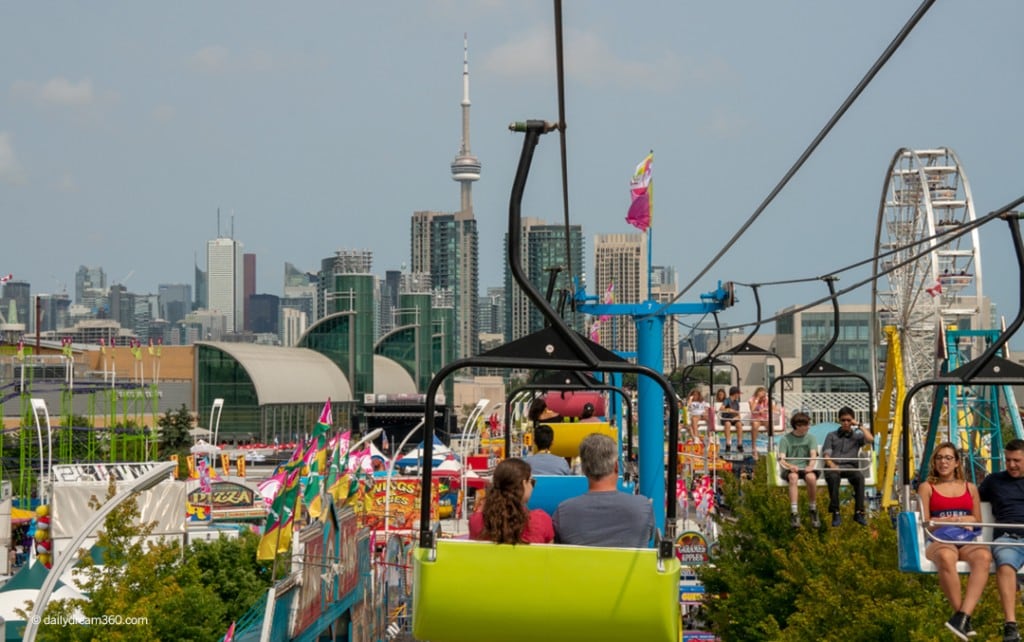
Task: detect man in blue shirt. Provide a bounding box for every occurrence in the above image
[524,424,571,475]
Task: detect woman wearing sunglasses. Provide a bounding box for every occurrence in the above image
[469,458,554,544]
[918,441,991,640]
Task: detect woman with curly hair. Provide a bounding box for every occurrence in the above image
[469,458,554,544]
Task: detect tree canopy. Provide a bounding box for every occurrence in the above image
[697,460,1003,640]
[34,480,272,642]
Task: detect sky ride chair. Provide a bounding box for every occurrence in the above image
[897,210,1024,574]
[765,277,877,502]
[411,120,687,642]
[503,373,636,515]
[715,284,787,457]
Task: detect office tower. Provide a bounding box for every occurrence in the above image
[207,236,244,332]
[409,36,481,360]
[378,269,403,339]
[1,281,31,331]
[108,284,136,332]
[194,260,207,311]
[249,293,280,335]
[317,250,375,399]
[593,233,648,355]
[283,262,317,327]
[243,253,256,331]
[158,283,192,325]
[504,218,584,341]
[280,307,307,347]
[74,266,106,304]
[36,293,71,333]
[478,286,505,336]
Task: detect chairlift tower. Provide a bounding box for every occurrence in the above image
[575,281,734,528]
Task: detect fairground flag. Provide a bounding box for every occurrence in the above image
[257,467,300,560]
[303,399,333,518]
[625,152,653,231]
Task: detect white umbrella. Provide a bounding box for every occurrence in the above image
[0,585,85,622]
[190,439,221,455]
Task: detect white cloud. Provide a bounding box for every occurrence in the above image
[12,77,96,106]
[152,104,176,123]
[56,173,78,193]
[189,45,231,73]
[483,25,729,92]
[702,108,748,139]
[0,132,27,186]
[187,45,311,74]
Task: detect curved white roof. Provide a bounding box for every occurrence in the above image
[372,355,417,395]
[199,342,353,404]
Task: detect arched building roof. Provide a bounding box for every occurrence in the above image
[373,354,417,395]
[198,342,353,404]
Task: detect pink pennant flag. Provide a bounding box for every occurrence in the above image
[625,152,653,231]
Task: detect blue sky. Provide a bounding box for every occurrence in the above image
[2,1,1022,340]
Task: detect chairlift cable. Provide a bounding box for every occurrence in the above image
[553,0,576,310]
[689,198,1024,334]
[662,0,937,311]
[733,208,999,289]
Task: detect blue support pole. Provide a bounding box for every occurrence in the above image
[636,310,666,530]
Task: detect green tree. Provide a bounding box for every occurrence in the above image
[158,403,193,454]
[35,480,272,641]
[698,460,1002,641]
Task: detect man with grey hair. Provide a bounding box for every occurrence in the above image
[552,433,655,547]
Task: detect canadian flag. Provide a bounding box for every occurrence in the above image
[926,281,943,298]
[0,274,11,285]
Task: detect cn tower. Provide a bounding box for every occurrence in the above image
[450,33,481,213]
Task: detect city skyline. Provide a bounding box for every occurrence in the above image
[3,2,1023,338]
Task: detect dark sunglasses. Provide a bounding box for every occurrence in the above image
[528,478,536,487]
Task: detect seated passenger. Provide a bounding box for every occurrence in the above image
[822,406,872,527]
[778,412,820,528]
[528,397,560,424]
[719,386,743,454]
[469,458,554,544]
[919,443,990,640]
[553,433,654,547]
[579,402,601,422]
[978,438,1024,642]
[524,424,571,475]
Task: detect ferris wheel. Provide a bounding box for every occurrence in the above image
[870,147,988,447]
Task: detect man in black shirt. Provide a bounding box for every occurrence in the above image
[979,438,1024,642]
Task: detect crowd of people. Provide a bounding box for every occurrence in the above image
[685,385,773,456]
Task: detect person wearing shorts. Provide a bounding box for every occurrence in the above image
[778,412,819,528]
[979,439,1024,642]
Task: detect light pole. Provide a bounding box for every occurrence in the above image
[30,399,52,505]
[383,419,426,536]
[23,460,176,642]
[209,398,224,447]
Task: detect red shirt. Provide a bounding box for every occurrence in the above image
[469,508,554,543]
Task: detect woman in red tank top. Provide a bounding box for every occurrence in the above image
[918,441,991,639]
